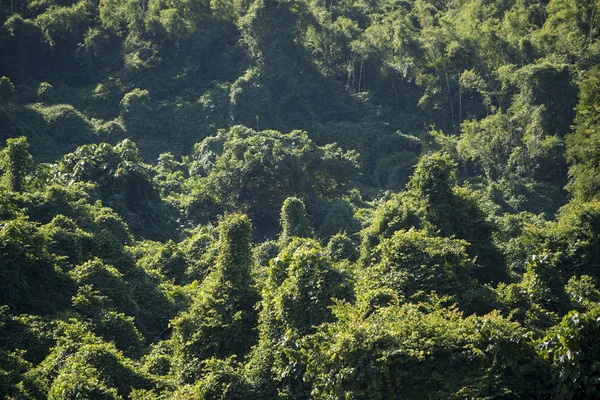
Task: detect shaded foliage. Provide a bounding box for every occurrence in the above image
[1,0,600,397]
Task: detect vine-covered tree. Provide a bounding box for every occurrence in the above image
[169,213,258,382]
[1,136,34,192]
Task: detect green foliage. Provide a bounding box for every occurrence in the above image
[535,0,600,63]
[2,0,600,396]
[567,68,600,201]
[302,303,550,399]
[35,1,91,47]
[520,254,570,313]
[459,112,536,182]
[71,258,138,316]
[180,226,219,281]
[504,62,577,137]
[372,138,421,191]
[565,275,600,311]
[410,152,457,204]
[542,307,600,399]
[0,350,34,398]
[414,154,505,281]
[360,228,491,314]
[44,341,150,399]
[129,239,188,283]
[58,140,173,240]
[246,237,353,398]
[455,63,573,215]
[280,197,313,243]
[0,76,15,100]
[40,214,91,266]
[25,318,152,398]
[120,88,151,124]
[58,139,143,186]
[0,215,73,314]
[121,260,182,344]
[492,211,547,274]
[94,310,144,357]
[363,192,425,244]
[169,214,258,382]
[264,238,350,335]
[525,200,600,280]
[37,81,54,101]
[182,357,255,400]
[187,126,358,235]
[88,207,132,263]
[316,198,360,241]
[253,239,279,270]
[363,152,505,282]
[0,307,54,365]
[1,136,34,192]
[31,103,94,145]
[326,232,357,262]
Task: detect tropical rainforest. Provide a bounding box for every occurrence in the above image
[1,0,600,398]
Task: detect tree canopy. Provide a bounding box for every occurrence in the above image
[2,0,600,397]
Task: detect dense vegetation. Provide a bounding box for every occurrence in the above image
[2,0,600,398]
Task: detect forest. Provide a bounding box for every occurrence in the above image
[1,0,600,398]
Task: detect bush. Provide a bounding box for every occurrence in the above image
[303,304,550,399]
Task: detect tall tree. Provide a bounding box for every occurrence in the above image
[1,137,34,192]
[566,68,600,200]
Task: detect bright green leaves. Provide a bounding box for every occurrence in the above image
[58,139,144,183]
[371,228,473,297]
[71,258,137,316]
[35,1,91,47]
[169,214,258,383]
[567,68,600,201]
[246,236,351,398]
[455,62,576,215]
[58,140,173,240]
[185,126,358,235]
[2,0,600,396]
[303,303,549,399]
[536,0,600,63]
[1,136,35,192]
[565,275,600,311]
[527,200,600,281]
[542,307,600,399]
[280,197,313,243]
[410,152,456,203]
[265,238,347,335]
[43,341,151,400]
[0,215,73,314]
[363,151,504,283]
